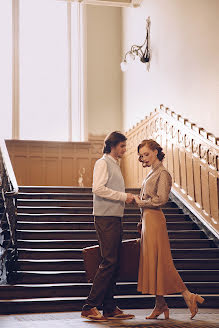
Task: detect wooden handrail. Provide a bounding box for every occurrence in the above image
[0,139,18,284]
[122,105,219,238]
[0,139,18,195]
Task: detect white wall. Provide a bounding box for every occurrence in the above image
[122,0,219,137]
[87,5,122,137]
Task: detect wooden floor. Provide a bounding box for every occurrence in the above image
[0,309,219,328]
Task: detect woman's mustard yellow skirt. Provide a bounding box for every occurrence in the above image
[138,208,186,295]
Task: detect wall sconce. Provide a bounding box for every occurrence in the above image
[120,16,151,72]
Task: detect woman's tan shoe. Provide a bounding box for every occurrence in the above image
[185,293,205,319]
[146,306,169,320]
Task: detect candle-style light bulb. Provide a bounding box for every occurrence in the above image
[120,61,128,72]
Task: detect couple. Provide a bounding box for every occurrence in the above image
[81,131,204,322]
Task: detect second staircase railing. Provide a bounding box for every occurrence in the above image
[122,105,219,239]
[0,139,19,284]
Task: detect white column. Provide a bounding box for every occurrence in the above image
[70,2,87,142]
[12,0,20,139]
[67,2,73,141]
[80,4,88,141]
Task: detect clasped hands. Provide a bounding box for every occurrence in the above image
[126,194,142,235]
[125,193,141,204]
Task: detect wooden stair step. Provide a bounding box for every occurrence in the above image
[15,271,87,284]
[1,294,218,314]
[18,187,141,194]
[169,239,215,249]
[16,258,219,271]
[18,249,82,260]
[17,207,182,214]
[173,259,219,270]
[18,200,94,207]
[17,247,219,260]
[18,193,93,200]
[16,221,198,231]
[171,249,219,259]
[16,230,138,240]
[17,199,177,209]
[15,230,206,240]
[179,270,219,282]
[16,240,96,250]
[1,282,219,300]
[19,187,93,193]
[17,213,192,223]
[16,238,216,250]
[14,270,219,284]
[0,284,92,300]
[17,260,85,271]
[17,213,102,222]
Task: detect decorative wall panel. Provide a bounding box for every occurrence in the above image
[122,105,219,236]
[6,139,104,187]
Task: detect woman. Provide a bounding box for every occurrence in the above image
[134,139,204,320]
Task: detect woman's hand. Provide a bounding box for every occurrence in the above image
[134,195,141,205]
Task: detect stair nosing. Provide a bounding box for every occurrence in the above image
[1,281,219,288]
[1,293,219,303]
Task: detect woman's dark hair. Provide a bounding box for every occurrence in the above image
[103,131,127,154]
[137,139,165,161]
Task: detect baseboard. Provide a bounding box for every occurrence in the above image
[170,189,219,248]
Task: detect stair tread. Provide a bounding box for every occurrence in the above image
[16,238,213,241]
[17,229,201,232]
[18,193,94,196]
[18,213,186,216]
[17,222,194,227]
[18,259,82,262]
[0,294,218,302]
[1,281,219,287]
[17,258,219,262]
[17,200,174,206]
[1,185,218,313]
[18,206,174,209]
[17,269,219,273]
[17,220,191,223]
[17,230,134,233]
[16,247,218,251]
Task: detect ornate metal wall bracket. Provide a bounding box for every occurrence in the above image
[121,16,151,72]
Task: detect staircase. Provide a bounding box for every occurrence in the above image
[0,186,219,314]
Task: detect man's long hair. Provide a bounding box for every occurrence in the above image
[103,131,127,154]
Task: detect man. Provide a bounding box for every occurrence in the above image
[81,131,135,322]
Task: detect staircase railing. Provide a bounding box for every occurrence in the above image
[122,105,219,239]
[0,139,19,284]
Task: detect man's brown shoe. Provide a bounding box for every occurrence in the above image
[104,307,135,320]
[81,307,108,322]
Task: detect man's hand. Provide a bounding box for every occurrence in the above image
[126,193,135,204]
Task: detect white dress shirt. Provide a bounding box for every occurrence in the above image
[92,154,127,202]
